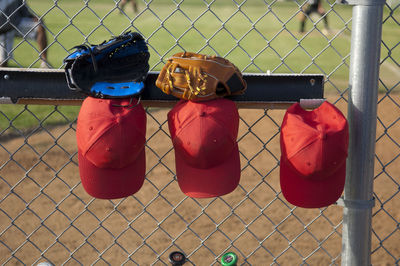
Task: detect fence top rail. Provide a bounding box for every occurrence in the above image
[0,68,324,109]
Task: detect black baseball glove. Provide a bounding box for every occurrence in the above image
[64,31,150,98]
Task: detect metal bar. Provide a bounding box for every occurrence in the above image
[0,68,324,108]
[341,2,384,266]
[337,0,386,5]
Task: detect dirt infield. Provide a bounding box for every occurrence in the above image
[0,95,399,265]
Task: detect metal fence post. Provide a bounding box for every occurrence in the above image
[341,0,385,265]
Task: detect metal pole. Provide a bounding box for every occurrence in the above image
[341,0,384,265]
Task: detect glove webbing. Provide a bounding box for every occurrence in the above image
[166,63,208,100]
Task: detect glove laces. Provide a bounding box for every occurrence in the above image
[166,64,208,100]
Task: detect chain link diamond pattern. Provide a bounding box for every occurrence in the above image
[0,0,399,265]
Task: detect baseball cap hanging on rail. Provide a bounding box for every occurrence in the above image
[168,98,241,198]
[76,96,146,199]
[280,100,349,208]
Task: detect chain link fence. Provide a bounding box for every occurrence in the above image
[0,0,399,265]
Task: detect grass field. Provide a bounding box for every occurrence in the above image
[1,0,399,131]
[15,0,354,75]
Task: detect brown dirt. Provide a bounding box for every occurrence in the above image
[0,94,399,265]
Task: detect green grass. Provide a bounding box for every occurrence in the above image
[0,104,80,135]
[12,0,356,73]
[0,0,399,133]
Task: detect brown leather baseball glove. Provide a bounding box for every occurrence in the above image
[156,52,247,101]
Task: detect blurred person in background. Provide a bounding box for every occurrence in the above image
[119,0,139,14]
[299,0,330,34]
[0,0,50,68]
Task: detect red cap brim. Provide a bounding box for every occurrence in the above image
[78,148,145,199]
[175,143,241,198]
[280,157,346,208]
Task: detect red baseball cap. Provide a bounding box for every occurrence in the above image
[76,97,146,199]
[168,99,241,198]
[280,101,349,208]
